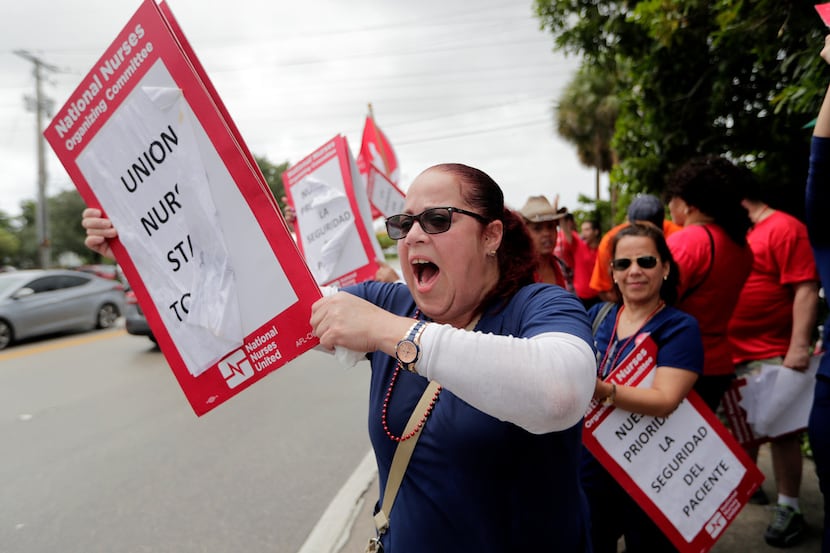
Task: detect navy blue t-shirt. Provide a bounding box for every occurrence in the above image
[344,281,594,552]
[587,302,703,379]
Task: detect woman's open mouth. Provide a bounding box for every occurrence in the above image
[412,258,440,289]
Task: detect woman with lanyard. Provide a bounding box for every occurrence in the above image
[585,223,704,553]
[82,163,597,552]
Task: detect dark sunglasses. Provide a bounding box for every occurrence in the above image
[611,255,659,271]
[385,207,488,240]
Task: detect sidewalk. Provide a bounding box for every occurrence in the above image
[335,445,824,553]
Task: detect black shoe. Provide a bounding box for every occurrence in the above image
[764,504,805,547]
[750,488,770,505]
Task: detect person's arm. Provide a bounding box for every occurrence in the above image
[311,289,596,434]
[815,35,830,138]
[418,326,596,434]
[593,368,698,418]
[374,259,401,283]
[783,280,820,371]
[280,196,296,233]
[809,35,830,246]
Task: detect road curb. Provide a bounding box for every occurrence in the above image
[296,449,377,553]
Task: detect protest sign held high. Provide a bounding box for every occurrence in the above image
[365,163,406,219]
[356,108,403,219]
[44,0,321,416]
[283,135,385,288]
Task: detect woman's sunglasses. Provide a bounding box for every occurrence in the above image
[611,255,659,271]
[385,207,488,240]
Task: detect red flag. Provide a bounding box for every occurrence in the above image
[357,112,400,218]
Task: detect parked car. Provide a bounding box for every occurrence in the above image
[0,269,126,350]
[77,264,123,282]
[124,287,156,343]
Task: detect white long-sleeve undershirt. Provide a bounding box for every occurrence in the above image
[417,324,596,434]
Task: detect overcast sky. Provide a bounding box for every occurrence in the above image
[1,0,607,220]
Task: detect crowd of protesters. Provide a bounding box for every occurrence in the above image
[528,144,822,550]
[80,39,830,553]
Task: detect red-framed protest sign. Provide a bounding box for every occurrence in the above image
[283,135,384,288]
[721,355,820,448]
[356,113,401,219]
[43,0,321,416]
[583,334,763,552]
[365,163,406,219]
[816,3,830,27]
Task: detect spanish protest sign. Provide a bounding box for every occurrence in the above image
[365,164,406,219]
[283,135,384,288]
[43,0,321,416]
[583,334,764,552]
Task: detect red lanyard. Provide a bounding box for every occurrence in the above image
[598,302,664,378]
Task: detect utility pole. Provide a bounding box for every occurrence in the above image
[14,50,57,269]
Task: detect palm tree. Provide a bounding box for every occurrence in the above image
[556,64,618,207]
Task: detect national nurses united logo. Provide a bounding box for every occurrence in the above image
[704,511,727,539]
[218,349,254,389]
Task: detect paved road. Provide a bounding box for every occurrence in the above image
[0,327,371,553]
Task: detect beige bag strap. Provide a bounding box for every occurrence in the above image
[372,379,441,535]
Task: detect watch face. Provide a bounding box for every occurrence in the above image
[397,340,418,364]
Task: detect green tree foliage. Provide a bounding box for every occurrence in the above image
[535,0,826,218]
[13,192,92,268]
[48,189,91,263]
[14,201,39,268]
[255,155,289,206]
[0,228,20,265]
[557,64,620,218]
[557,64,618,178]
[0,210,20,265]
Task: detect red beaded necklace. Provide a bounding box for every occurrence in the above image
[381,309,443,442]
[380,310,482,442]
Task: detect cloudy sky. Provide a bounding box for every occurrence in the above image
[1,0,607,219]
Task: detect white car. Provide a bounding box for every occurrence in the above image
[0,269,126,350]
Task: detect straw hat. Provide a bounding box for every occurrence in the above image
[519,195,567,223]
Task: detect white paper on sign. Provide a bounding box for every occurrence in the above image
[294,173,368,284]
[77,61,297,377]
[739,355,820,438]
[303,177,352,282]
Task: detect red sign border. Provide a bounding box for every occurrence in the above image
[43,0,322,416]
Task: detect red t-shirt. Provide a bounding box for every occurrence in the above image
[728,211,819,363]
[572,239,598,300]
[556,230,597,300]
[668,224,753,376]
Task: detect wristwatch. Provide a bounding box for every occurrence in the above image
[395,320,427,371]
